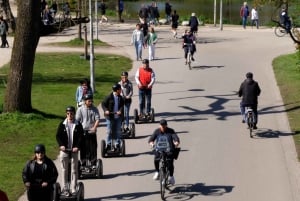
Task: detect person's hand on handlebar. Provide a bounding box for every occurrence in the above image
[173,141,179,147]
[60,146,66,151]
[149,141,154,148]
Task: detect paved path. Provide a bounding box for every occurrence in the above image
[14,22,300,201]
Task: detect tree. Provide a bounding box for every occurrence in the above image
[0,0,16,32]
[3,0,41,112]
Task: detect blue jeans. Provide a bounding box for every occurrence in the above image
[105,117,122,145]
[139,88,152,114]
[242,16,248,28]
[124,101,131,127]
[134,40,143,60]
[240,102,258,124]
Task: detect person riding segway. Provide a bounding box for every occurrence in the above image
[101,83,126,157]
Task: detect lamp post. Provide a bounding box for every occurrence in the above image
[89,0,95,92]
[220,0,223,31]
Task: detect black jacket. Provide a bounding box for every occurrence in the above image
[22,156,58,185]
[56,119,83,149]
[101,92,124,119]
[238,78,261,105]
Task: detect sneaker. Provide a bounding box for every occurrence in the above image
[168,176,175,185]
[253,125,257,129]
[242,120,245,123]
[153,172,159,180]
[191,57,195,61]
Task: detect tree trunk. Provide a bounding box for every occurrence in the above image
[3,0,40,113]
[0,0,16,32]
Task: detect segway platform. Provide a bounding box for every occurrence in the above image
[134,108,155,124]
[101,139,126,158]
[121,122,136,138]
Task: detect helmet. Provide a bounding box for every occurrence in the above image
[246,72,253,78]
[112,83,121,92]
[83,93,93,100]
[34,144,46,153]
[66,106,75,113]
[142,59,149,64]
[121,71,128,77]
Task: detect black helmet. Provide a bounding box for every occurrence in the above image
[246,72,253,78]
[66,106,75,113]
[142,59,149,64]
[83,93,93,100]
[121,71,128,77]
[34,144,46,153]
[112,83,121,92]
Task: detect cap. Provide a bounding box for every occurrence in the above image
[160,119,167,126]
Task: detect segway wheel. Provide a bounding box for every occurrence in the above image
[150,108,155,123]
[130,123,135,138]
[52,182,61,201]
[121,139,126,157]
[96,159,103,179]
[101,140,106,158]
[134,109,139,124]
[77,182,84,201]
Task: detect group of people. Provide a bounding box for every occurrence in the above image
[240,1,260,29]
[41,0,59,25]
[138,2,160,26]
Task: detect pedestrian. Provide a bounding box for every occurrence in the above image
[99,0,108,24]
[240,2,249,29]
[188,12,199,34]
[238,72,261,129]
[165,0,172,24]
[101,83,124,148]
[118,0,124,22]
[0,189,9,201]
[138,4,149,24]
[147,27,158,61]
[119,72,133,132]
[22,144,58,201]
[171,10,179,38]
[50,1,58,18]
[135,59,156,117]
[56,106,83,196]
[251,6,259,29]
[75,78,92,108]
[148,119,180,185]
[0,16,8,48]
[131,23,144,61]
[75,94,100,167]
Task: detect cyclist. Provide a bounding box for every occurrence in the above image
[119,72,133,132]
[56,106,83,196]
[148,119,180,185]
[22,144,58,201]
[280,8,291,32]
[182,29,196,64]
[238,72,261,129]
[101,83,124,148]
[135,59,156,117]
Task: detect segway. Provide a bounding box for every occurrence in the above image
[121,121,136,138]
[134,108,155,124]
[101,118,126,157]
[78,131,103,179]
[59,149,84,201]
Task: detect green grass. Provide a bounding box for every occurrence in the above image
[0,51,131,201]
[273,52,300,158]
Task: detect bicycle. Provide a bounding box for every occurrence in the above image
[274,24,289,37]
[245,107,255,138]
[155,147,170,200]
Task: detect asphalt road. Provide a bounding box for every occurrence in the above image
[16,22,300,201]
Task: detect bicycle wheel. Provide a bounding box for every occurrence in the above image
[274,25,286,37]
[187,51,192,70]
[248,116,253,138]
[159,167,166,200]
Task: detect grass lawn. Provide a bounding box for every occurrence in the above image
[273,52,300,157]
[0,51,131,201]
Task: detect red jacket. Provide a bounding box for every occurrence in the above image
[138,67,153,88]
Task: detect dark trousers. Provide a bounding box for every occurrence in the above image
[27,186,52,201]
[154,152,174,176]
